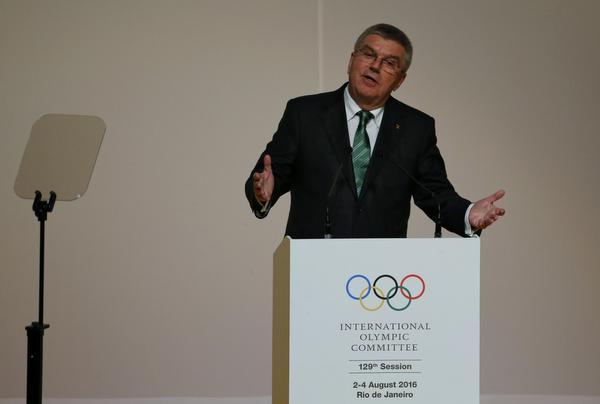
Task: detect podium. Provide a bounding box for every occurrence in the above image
[272,237,480,404]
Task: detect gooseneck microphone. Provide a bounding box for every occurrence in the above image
[383,153,442,238]
[324,162,344,238]
[324,147,352,239]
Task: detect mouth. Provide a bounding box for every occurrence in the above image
[361,73,378,86]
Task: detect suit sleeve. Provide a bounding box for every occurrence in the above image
[412,118,472,236]
[245,100,300,217]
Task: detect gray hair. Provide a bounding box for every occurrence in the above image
[354,24,413,73]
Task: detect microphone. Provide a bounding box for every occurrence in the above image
[324,162,344,239]
[324,146,352,239]
[382,153,442,238]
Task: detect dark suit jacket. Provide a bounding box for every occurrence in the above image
[245,84,471,238]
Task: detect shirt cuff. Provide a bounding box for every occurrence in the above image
[464,203,479,237]
[253,198,271,219]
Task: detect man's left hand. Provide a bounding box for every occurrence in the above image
[469,189,506,230]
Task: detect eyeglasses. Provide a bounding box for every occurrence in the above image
[353,47,403,74]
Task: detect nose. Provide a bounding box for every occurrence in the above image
[369,57,383,72]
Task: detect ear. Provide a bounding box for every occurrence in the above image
[347,53,354,75]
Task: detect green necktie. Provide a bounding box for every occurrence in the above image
[352,110,374,195]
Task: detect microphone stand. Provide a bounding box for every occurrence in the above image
[385,155,442,238]
[324,163,344,238]
[26,190,56,404]
[434,201,442,238]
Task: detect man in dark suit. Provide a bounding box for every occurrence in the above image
[245,24,505,238]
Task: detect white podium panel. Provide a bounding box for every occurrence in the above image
[273,238,479,404]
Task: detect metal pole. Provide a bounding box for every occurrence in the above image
[26,191,54,404]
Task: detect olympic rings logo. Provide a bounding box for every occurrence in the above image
[345,274,426,311]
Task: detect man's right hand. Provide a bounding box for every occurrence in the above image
[253,154,274,204]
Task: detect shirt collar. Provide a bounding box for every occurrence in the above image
[344,85,384,128]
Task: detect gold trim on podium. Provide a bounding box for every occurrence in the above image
[272,237,291,404]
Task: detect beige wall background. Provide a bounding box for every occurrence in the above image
[1,0,598,399]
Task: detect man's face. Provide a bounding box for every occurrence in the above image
[347,34,407,110]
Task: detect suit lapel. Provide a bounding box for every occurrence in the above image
[362,98,409,196]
